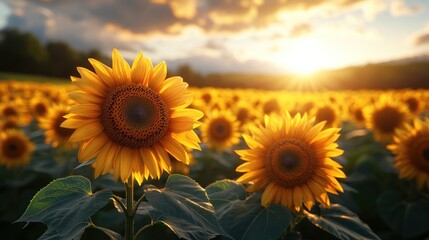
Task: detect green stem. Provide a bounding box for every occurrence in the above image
[131,194,146,217]
[125,176,135,240]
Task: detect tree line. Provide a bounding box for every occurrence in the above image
[0,28,108,78]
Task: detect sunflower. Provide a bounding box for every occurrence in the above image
[0,100,24,119]
[235,112,345,211]
[39,104,76,148]
[0,129,34,168]
[0,117,20,130]
[364,97,410,143]
[62,49,202,184]
[29,96,50,119]
[388,118,429,189]
[262,98,281,115]
[200,109,241,151]
[312,104,340,129]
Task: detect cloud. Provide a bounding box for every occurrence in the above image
[167,53,285,74]
[289,23,312,38]
[390,0,422,16]
[4,0,377,37]
[412,25,429,46]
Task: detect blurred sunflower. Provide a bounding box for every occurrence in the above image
[201,109,241,151]
[0,117,20,131]
[349,103,366,127]
[236,113,345,211]
[388,118,429,189]
[39,104,76,148]
[312,104,340,128]
[262,98,281,116]
[0,129,34,168]
[0,101,23,119]
[29,97,50,119]
[62,49,202,184]
[402,94,422,115]
[364,97,410,143]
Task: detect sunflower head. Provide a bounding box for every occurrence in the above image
[62,49,202,184]
[364,96,410,143]
[262,98,281,115]
[236,112,345,211]
[0,129,34,168]
[388,118,429,189]
[30,97,50,119]
[39,104,76,148]
[402,95,421,115]
[0,117,20,130]
[312,104,339,128]
[201,109,241,151]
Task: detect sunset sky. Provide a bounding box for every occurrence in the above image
[1,0,428,75]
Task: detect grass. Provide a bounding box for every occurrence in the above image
[0,72,70,84]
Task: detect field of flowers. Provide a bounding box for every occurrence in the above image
[1,50,429,240]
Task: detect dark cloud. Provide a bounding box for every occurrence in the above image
[4,0,365,37]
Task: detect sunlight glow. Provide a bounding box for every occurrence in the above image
[278,39,332,76]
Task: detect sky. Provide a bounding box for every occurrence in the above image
[0,0,428,75]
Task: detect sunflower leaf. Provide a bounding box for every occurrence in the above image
[144,174,232,240]
[206,179,247,209]
[16,175,112,240]
[305,204,380,240]
[377,190,429,239]
[216,192,292,240]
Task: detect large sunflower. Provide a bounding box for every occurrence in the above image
[388,118,429,189]
[39,104,76,148]
[0,129,34,168]
[62,49,203,184]
[235,112,345,211]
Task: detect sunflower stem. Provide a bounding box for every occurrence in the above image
[131,193,146,217]
[125,176,135,240]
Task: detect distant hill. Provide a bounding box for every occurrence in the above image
[313,59,429,90]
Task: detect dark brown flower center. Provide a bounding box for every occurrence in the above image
[263,99,280,115]
[405,97,419,113]
[265,138,316,188]
[35,102,48,116]
[422,148,429,162]
[54,112,75,138]
[279,150,300,171]
[373,106,403,133]
[208,117,232,141]
[354,109,364,122]
[316,106,336,127]
[101,84,169,148]
[3,106,18,117]
[2,136,26,159]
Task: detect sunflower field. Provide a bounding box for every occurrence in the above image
[1,49,429,240]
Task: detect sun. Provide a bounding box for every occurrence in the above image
[277,39,331,76]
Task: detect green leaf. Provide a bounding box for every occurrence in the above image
[149,209,219,240]
[305,204,380,240]
[206,179,247,209]
[144,174,232,240]
[377,190,429,239]
[16,175,112,240]
[90,224,122,240]
[283,231,302,240]
[218,192,292,240]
